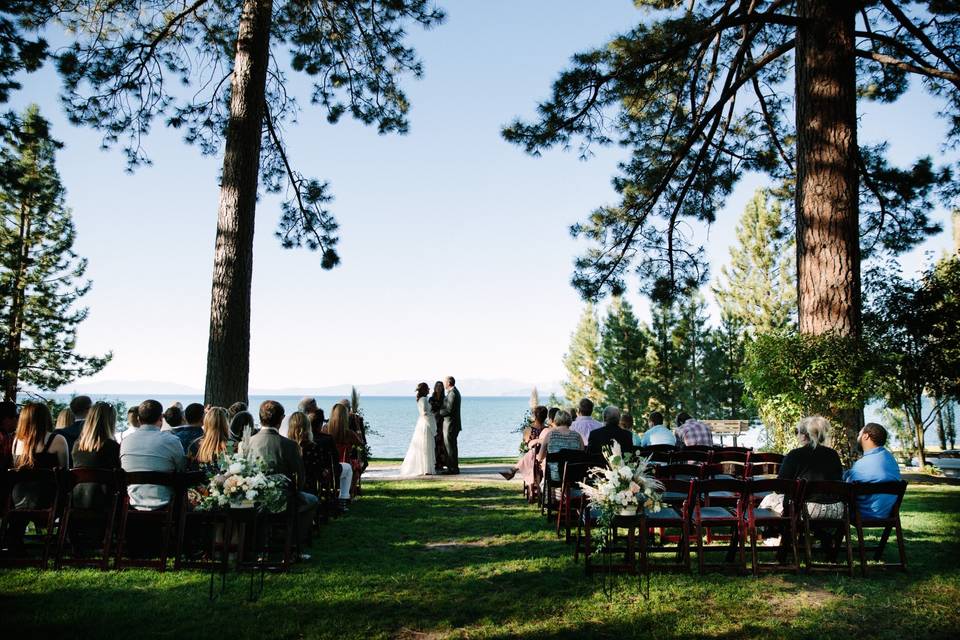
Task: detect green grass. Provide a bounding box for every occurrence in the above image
[2,481,959,639]
[367,456,516,467]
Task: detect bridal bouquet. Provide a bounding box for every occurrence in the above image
[193,452,289,513]
[578,441,663,545]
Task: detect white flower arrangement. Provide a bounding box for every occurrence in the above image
[192,452,289,513]
[578,441,664,546]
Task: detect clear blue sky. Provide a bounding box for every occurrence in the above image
[11,1,957,392]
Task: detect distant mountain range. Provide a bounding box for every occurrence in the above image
[55,378,564,398]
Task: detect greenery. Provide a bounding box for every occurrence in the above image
[865,257,960,466]
[561,304,605,406]
[742,331,876,461]
[0,105,110,401]
[1,478,959,639]
[598,296,650,416]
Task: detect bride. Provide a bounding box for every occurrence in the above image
[399,382,437,477]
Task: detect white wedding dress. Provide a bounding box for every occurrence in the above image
[398,396,437,477]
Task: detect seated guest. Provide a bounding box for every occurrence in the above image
[163,404,185,430]
[327,403,364,498]
[55,395,92,456]
[0,400,18,470]
[570,398,602,445]
[55,408,75,430]
[546,407,559,428]
[229,410,256,442]
[622,413,643,447]
[309,409,349,506]
[71,402,122,509]
[674,411,714,447]
[287,411,324,493]
[187,406,232,474]
[171,403,204,452]
[845,422,902,519]
[764,416,844,519]
[228,401,247,419]
[500,405,549,482]
[537,410,584,484]
[119,399,186,509]
[587,406,634,454]
[641,411,677,447]
[12,403,69,508]
[248,401,318,536]
[118,407,140,443]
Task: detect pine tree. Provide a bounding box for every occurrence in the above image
[598,297,650,415]
[672,292,712,417]
[50,1,445,406]
[701,314,749,420]
[648,299,682,418]
[0,105,110,400]
[713,189,796,333]
[562,305,605,406]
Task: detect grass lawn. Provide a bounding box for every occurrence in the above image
[2,479,958,639]
[366,456,516,468]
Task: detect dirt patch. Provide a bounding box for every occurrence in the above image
[763,577,837,615]
[392,628,446,640]
[421,540,492,552]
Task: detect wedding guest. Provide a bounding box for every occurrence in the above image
[163,404,185,429]
[55,408,75,429]
[126,407,140,428]
[55,395,91,454]
[430,381,447,472]
[171,403,204,452]
[500,405,549,482]
[537,410,584,483]
[12,403,68,508]
[621,413,643,447]
[187,406,232,474]
[0,401,18,470]
[229,410,256,442]
[845,423,902,519]
[571,398,602,445]
[641,411,677,447]
[298,397,318,414]
[674,411,714,447]
[247,401,318,536]
[287,411,323,493]
[228,402,247,419]
[327,403,363,498]
[766,416,844,518]
[587,406,634,454]
[71,402,121,510]
[120,399,186,509]
[547,407,560,427]
[309,410,350,506]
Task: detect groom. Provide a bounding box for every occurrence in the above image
[438,376,462,474]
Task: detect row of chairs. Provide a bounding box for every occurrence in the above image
[0,467,318,574]
[551,457,908,577]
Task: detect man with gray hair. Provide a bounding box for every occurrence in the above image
[586,405,634,454]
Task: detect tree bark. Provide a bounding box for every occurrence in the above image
[203,0,273,407]
[2,207,31,402]
[795,0,861,462]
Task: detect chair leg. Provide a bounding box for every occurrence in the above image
[874,525,893,562]
[843,519,854,577]
[696,522,705,575]
[802,514,813,571]
[55,506,71,570]
[789,517,800,575]
[750,523,759,577]
[895,521,907,571]
[855,520,867,577]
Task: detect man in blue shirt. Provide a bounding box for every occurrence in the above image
[844,422,902,518]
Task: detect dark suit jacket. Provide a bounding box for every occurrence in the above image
[587,425,635,455]
[247,428,306,489]
[439,387,462,433]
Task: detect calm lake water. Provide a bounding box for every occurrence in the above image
[44,394,531,458]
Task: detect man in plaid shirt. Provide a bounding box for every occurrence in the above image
[674,412,714,446]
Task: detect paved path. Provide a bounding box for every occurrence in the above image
[364,463,518,483]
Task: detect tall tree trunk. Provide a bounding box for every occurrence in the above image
[795,0,861,463]
[204,0,273,407]
[3,207,31,402]
[935,397,947,450]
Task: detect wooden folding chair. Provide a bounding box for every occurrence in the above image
[0,468,61,569]
[55,468,122,570]
[850,480,908,575]
[655,463,703,482]
[798,480,854,575]
[745,452,784,479]
[557,461,590,542]
[744,478,801,576]
[690,478,747,574]
[542,449,585,520]
[643,477,693,572]
[115,471,183,571]
[670,449,711,465]
[708,450,749,478]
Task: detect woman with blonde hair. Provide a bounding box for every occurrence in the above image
[71,402,121,513]
[327,403,362,500]
[12,403,68,509]
[55,408,75,430]
[187,406,231,474]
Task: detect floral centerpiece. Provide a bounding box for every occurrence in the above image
[191,452,289,513]
[578,441,664,546]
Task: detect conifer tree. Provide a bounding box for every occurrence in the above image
[672,292,712,416]
[562,305,605,406]
[701,314,749,420]
[713,188,796,333]
[49,1,445,405]
[598,296,651,415]
[647,299,683,418]
[0,105,110,401]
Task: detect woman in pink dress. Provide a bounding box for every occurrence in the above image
[500,406,549,484]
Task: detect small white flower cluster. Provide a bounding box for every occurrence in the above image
[196,452,289,513]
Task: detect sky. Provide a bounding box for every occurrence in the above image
[9,0,958,393]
